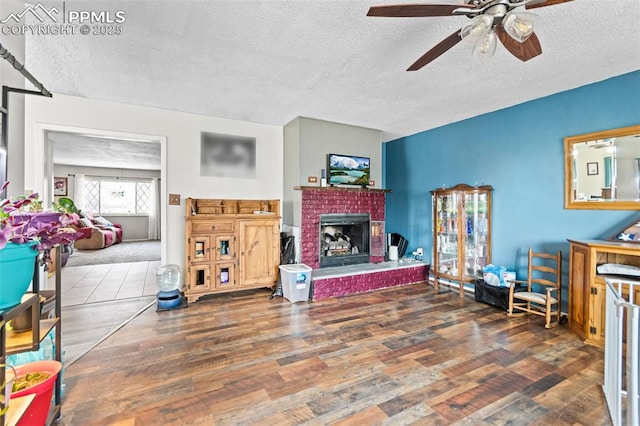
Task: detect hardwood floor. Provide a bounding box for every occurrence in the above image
[59,283,611,425]
[62,296,156,365]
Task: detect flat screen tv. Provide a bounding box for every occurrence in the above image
[328,153,370,187]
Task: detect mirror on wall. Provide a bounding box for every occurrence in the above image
[565,125,640,210]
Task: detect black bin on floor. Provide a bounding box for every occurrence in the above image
[474,279,511,312]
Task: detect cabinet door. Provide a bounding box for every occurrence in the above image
[239,220,279,287]
[215,235,236,262]
[569,244,590,337]
[188,236,210,263]
[214,263,236,290]
[434,192,460,278]
[462,191,490,278]
[589,281,605,345]
[187,265,211,292]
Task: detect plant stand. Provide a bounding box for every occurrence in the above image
[0,246,62,425]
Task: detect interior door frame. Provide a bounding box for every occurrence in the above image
[33,123,168,263]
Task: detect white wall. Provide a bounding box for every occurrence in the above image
[282,116,382,228]
[53,164,161,241]
[0,1,26,198]
[25,94,284,266]
[282,118,301,226]
[298,117,382,188]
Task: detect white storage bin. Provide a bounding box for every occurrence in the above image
[279,264,312,303]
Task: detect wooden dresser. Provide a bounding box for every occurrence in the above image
[567,239,640,347]
[184,198,280,303]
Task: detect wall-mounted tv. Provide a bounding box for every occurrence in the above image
[328,153,370,187]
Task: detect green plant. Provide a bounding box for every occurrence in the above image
[0,364,15,416]
[12,195,43,213]
[52,197,78,214]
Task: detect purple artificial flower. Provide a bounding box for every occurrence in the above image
[0,183,82,251]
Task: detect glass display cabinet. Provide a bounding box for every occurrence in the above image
[431,184,492,296]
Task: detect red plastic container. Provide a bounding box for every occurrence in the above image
[11,361,61,426]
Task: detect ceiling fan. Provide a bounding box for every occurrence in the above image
[367,0,574,70]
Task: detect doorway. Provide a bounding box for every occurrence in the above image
[37,125,167,363]
[44,128,165,304]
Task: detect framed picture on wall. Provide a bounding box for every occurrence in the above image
[587,162,599,176]
[53,177,68,196]
[200,132,256,178]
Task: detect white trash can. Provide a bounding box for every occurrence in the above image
[279,264,312,303]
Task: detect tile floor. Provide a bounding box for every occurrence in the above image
[49,261,160,307]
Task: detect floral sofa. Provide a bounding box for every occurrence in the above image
[73,214,123,250]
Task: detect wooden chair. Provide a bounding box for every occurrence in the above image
[508,248,562,328]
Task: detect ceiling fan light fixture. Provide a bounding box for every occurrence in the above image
[460,14,493,44]
[503,12,536,43]
[472,29,497,60]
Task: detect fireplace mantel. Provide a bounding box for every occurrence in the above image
[294,186,391,193]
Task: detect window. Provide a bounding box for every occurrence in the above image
[83,177,152,215]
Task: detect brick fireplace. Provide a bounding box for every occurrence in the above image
[292,186,428,301]
[299,187,386,269]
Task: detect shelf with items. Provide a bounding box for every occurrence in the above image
[7,318,59,355]
[431,184,493,297]
[0,247,62,426]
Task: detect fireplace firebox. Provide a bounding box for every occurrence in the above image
[319,214,370,268]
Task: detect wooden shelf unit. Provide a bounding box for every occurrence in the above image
[184,198,281,303]
[6,318,59,355]
[0,247,63,425]
[567,239,640,347]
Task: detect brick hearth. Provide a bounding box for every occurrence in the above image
[300,188,385,269]
[312,261,429,300]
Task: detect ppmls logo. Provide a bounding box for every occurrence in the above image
[1,3,59,24]
[1,2,125,36]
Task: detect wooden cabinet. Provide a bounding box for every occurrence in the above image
[185,198,280,303]
[567,239,640,347]
[431,184,492,297]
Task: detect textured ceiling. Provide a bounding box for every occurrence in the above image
[48,131,161,170]
[26,0,640,140]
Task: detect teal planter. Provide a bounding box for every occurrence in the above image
[0,242,38,310]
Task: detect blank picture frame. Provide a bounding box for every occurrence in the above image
[200,132,256,178]
[587,162,599,176]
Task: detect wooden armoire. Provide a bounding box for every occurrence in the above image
[184,198,280,303]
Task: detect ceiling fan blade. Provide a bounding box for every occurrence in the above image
[525,0,573,10]
[367,4,477,17]
[407,30,462,71]
[497,27,542,62]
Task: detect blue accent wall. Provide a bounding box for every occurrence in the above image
[384,70,640,300]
